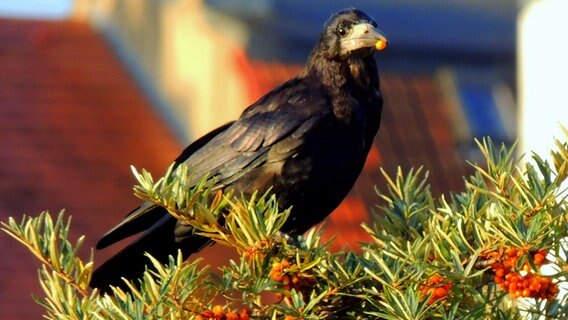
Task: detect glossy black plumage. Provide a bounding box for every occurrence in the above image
[91,8,387,291]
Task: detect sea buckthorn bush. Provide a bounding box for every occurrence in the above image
[2,136,568,319]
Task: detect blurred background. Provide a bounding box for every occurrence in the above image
[0,0,565,318]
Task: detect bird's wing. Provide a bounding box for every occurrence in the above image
[97,78,330,249]
[96,122,234,249]
[172,121,236,168]
[176,79,331,188]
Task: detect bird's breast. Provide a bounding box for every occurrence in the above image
[274,119,367,206]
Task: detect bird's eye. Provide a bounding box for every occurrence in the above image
[337,25,347,37]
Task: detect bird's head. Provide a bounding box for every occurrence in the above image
[318,8,388,60]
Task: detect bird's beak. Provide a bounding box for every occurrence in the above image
[342,22,388,53]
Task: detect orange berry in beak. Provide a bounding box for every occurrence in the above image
[375,39,387,51]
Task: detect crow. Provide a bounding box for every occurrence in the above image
[90,8,387,291]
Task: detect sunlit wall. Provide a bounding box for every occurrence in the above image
[519,0,568,157]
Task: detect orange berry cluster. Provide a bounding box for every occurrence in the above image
[197,305,249,320]
[243,239,271,259]
[419,274,453,304]
[489,247,558,299]
[269,259,314,302]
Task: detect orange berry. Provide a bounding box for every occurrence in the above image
[534,253,545,265]
[529,282,541,292]
[541,283,550,292]
[510,273,521,283]
[492,262,503,270]
[503,259,514,268]
[434,287,447,298]
[272,261,282,270]
[212,305,224,318]
[226,311,239,320]
[291,275,300,285]
[495,268,506,278]
[549,284,559,295]
[420,274,453,304]
[375,39,387,51]
[522,278,530,288]
[240,309,250,320]
[272,274,285,282]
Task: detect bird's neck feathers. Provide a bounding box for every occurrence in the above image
[303,51,379,95]
[348,56,379,89]
[302,51,380,123]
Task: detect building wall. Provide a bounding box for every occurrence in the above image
[73,0,251,141]
[518,0,568,157]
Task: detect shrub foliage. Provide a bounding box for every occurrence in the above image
[3,136,568,319]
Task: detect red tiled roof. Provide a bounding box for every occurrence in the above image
[0,19,182,319]
[0,18,471,319]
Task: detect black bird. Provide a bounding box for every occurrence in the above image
[91,8,387,291]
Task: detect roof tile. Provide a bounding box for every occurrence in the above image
[0,19,181,319]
